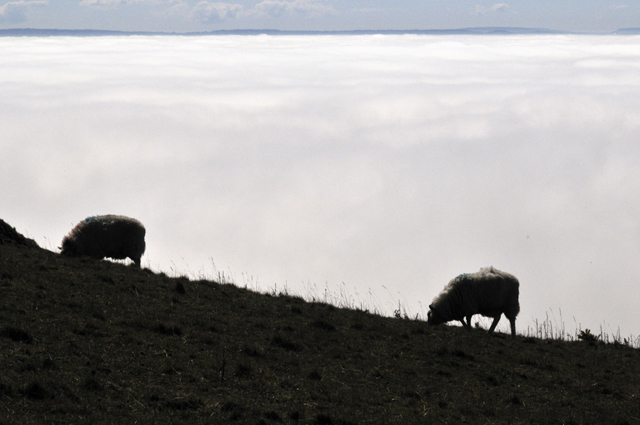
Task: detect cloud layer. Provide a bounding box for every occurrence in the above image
[76,0,336,22]
[0,0,46,23]
[2,34,640,337]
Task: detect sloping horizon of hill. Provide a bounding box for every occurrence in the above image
[0,218,639,424]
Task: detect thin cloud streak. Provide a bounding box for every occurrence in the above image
[2,35,640,337]
[77,0,336,22]
[0,0,47,22]
[2,0,640,32]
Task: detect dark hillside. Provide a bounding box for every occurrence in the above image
[0,221,639,424]
[0,220,38,248]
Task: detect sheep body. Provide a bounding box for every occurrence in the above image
[61,215,146,267]
[427,266,520,337]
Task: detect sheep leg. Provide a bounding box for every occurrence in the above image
[460,316,472,329]
[488,315,502,334]
[509,317,517,338]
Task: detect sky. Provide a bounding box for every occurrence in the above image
[0,0,639,33]
[2,34,640,340]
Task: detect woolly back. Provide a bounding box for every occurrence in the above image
[467,267,519,312]
[61,215,145,252]
[429,266,519,322]
[81,215,144,230]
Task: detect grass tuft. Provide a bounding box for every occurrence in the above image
[22,382,49,400]
[1,326,33,344]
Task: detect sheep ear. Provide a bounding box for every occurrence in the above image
[429,304,434,310]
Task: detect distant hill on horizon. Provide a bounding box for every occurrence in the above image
[1,27,634,37]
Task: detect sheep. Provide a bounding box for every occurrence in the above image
[427,266,520,337]
[60,215,146,267]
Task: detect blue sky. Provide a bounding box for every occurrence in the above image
[0,0,638,32]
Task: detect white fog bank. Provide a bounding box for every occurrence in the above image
[2,34,640,338]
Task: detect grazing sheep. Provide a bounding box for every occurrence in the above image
[427,266,520,337]
[60,215,146,267]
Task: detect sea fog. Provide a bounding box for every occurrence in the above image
[2,34,640,338]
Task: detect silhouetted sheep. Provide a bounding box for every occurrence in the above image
[427,266,520,337]
[60,215,146,267]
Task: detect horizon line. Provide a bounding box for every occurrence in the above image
[2,27,640,37]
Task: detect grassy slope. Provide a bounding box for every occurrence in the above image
[0,241,639,424]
